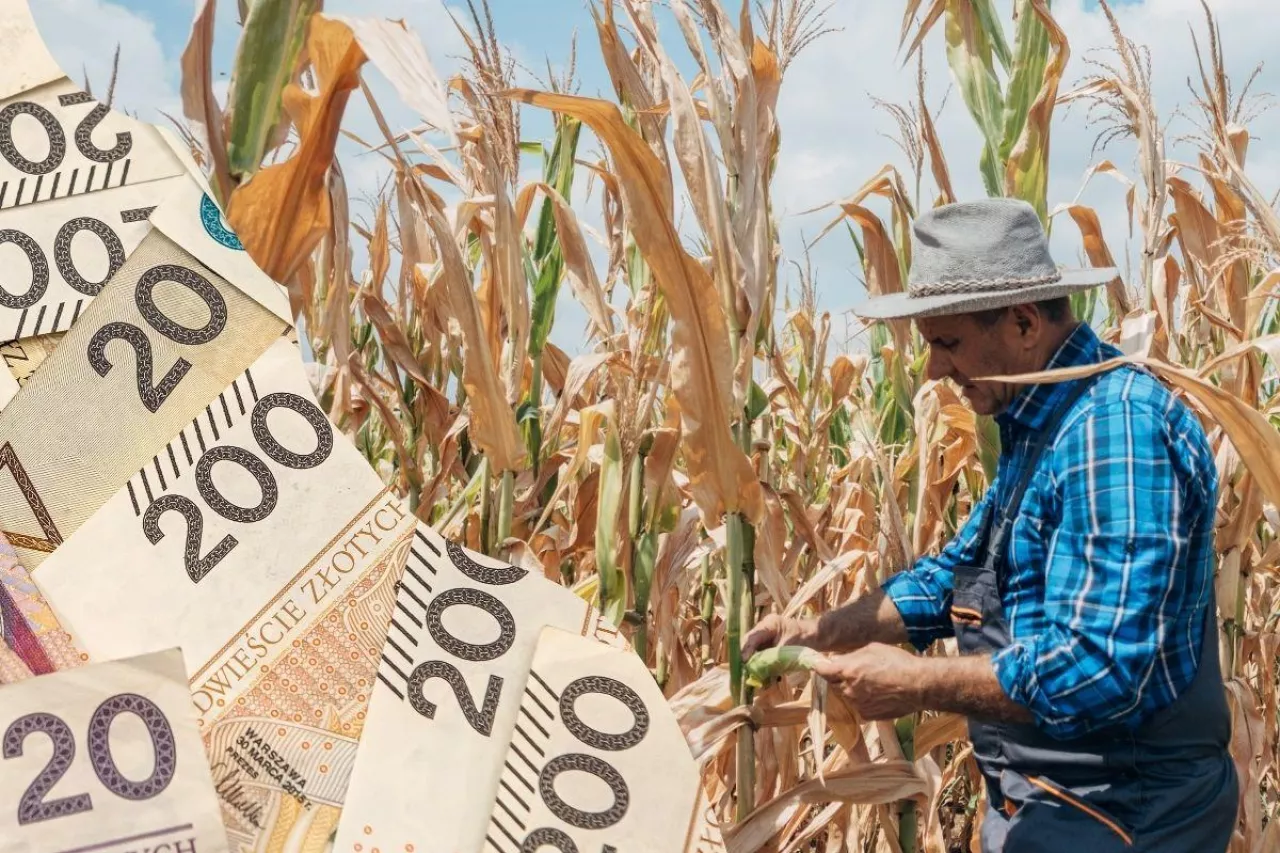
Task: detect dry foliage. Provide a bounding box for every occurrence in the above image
[182,0,1280,850]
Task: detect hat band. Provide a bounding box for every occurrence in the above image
[908,271,1062,299]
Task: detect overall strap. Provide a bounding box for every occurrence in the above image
[982,370,1109,574]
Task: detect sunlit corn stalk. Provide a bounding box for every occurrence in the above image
[199,0,1280,846]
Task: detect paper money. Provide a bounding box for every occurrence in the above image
[37,336,416,851]
[0,177,184,343]
[0,1,64,101]
[0,173,289,569]
[0,647,230,853]
[0,531,82,681]
[0,331,60,410]
[484,627,710,852]
[331,526,680,853]
[0,2,191,347]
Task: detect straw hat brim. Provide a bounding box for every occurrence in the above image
[851,267,1117,321]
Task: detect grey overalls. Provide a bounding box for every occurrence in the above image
[953,370,1239,852]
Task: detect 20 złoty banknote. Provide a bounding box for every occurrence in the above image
[37,337,415,851]
[0,647,230,853]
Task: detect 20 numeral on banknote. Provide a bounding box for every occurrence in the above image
[86,262,227,413]
[3,693,174,825]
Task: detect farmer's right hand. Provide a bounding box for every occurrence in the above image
[742,614,821,660]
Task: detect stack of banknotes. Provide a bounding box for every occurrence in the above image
[0,4,726,852]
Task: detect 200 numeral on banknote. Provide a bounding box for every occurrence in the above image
[36,338,413,851]
[142,389,333,583]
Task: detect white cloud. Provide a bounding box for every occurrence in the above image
[28,0,179,119]
[33,0,1276,357]
[771,0,1280,339]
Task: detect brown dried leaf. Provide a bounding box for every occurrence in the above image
[179,0,232,202]
[416,201,525,472]
[228,15,368,290]
[504,88,763,526]
[725,763,927,853]
[1052,203,1129,315]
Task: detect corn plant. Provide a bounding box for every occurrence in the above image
[174,0,1280,850]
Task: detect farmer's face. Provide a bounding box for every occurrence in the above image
[917,308,1040,417]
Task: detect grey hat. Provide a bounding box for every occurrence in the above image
[852,198,1116,320]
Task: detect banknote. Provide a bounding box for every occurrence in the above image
[486,627,715,852]
[0,331,61,410]
[0,172,289,569]
[0,0,64,101]
[0,177,186,343]
[0,1,191,345]
[0,530,83,681]
[0,647,231,853]
[37,336,416,851]
[332,525,702,853]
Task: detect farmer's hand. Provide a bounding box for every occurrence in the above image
[741,614,821,660]
[811,643,923,720]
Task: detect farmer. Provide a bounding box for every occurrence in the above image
[742,199,1237,852]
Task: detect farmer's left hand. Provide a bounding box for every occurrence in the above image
[811,643,924,720]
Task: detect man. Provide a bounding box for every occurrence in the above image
[743,199,1237,852]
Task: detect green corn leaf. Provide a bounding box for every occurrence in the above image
[970,0,1013,73]
[225,0,320,179]
[999,0,1051,163]
[744,646,824,689]
[747,379,769,422]
[529,117,582,356]
[943,0,1007,197]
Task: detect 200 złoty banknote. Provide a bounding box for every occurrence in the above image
[0,173,290,571]
[0,647,230,853]
[330,522,728,853]
[333,521,626,853]
[37,337,415,851]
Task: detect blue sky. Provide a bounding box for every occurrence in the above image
[29,0,1280,355]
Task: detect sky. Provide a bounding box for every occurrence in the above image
[25,0,1280,355]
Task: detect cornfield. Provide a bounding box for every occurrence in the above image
[176,0,1280,850]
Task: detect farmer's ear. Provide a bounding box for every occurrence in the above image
[1009,303,1041,344]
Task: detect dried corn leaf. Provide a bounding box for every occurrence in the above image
[416,201,525,472]
[725,763,928,853]
[505,88,763,526]
[1052,203,1128,315]
[180,0,231,202]
[334,15,455,141]
[229,14,368,292]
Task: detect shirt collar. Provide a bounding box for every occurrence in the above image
[998,322,1103,432]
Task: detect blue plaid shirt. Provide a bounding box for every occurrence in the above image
[883,323,1219,740]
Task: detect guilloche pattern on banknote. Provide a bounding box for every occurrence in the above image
[0,530,83,677]
[201,505,413,849]
[0,176,287,569]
